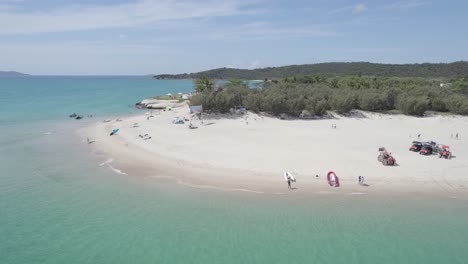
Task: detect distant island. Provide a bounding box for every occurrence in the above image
[153,61,468,80]
[0,71,30,77]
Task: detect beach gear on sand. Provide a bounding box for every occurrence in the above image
[110,128,119,136]
[283,172,296,182]
[327,171,340,187]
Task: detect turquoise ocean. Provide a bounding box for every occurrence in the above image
[1,76,468,264]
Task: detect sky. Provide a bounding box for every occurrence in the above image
[0,0,467,75]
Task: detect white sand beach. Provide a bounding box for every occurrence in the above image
[81,105,468,197]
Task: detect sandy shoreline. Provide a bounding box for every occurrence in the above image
[79,104,468,198]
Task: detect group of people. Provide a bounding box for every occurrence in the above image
[138,134,152,140]
[284,173,366,190]
[358,175,365,185]
[415,133,460,140]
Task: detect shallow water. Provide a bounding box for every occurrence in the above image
[1,77,468,263]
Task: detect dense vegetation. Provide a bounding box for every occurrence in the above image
[190,75,468,117]
[155,61,468,80]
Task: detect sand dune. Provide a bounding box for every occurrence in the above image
[81,105,468,197]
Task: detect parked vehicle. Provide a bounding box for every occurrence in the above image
[378,147,396,166]
[409,141,423,152]
[419,143,433,155]
[433,144,443,153]
[439,145,452,159]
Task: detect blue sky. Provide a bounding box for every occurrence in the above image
[0,0,467,75]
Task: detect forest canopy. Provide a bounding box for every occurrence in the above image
[155,61,468,80]
[189,75,468,117]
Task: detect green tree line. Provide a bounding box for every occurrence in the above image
[155,61,468,80]
[190,75,468,116]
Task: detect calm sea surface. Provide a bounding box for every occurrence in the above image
[1,76,468,264]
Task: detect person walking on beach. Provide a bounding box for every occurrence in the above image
[286,174,292,190]
[456,133,459,140]
[285,172,294,190]
[358,176,364,185]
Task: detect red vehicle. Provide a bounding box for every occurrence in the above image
[419,143,433,155]
[439,145,452,159]
[378,147,396,166]
[409,141,423,152]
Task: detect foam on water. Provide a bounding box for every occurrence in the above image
[99,158,127,175]
[99,158,115,166]
[151,175,266,194]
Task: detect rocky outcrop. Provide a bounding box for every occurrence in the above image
[135,99,185,109]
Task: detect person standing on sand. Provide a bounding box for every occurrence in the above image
[285,173,294,190]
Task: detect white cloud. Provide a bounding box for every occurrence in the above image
[328,6,352,15]
[352,3,368,14]
[210,22,336,40]
[248,59,260,69]
[329,3,368,15]
[385,1,431,10]
[225,59,261,69]
[0,40,173,74]
[0,0,22,11]
[0,0,252,34]
[347,48,399,53]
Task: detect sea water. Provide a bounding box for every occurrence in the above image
[1,77,468,264]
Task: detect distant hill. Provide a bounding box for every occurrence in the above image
[153,61,468,80]
[0,71,30,77]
